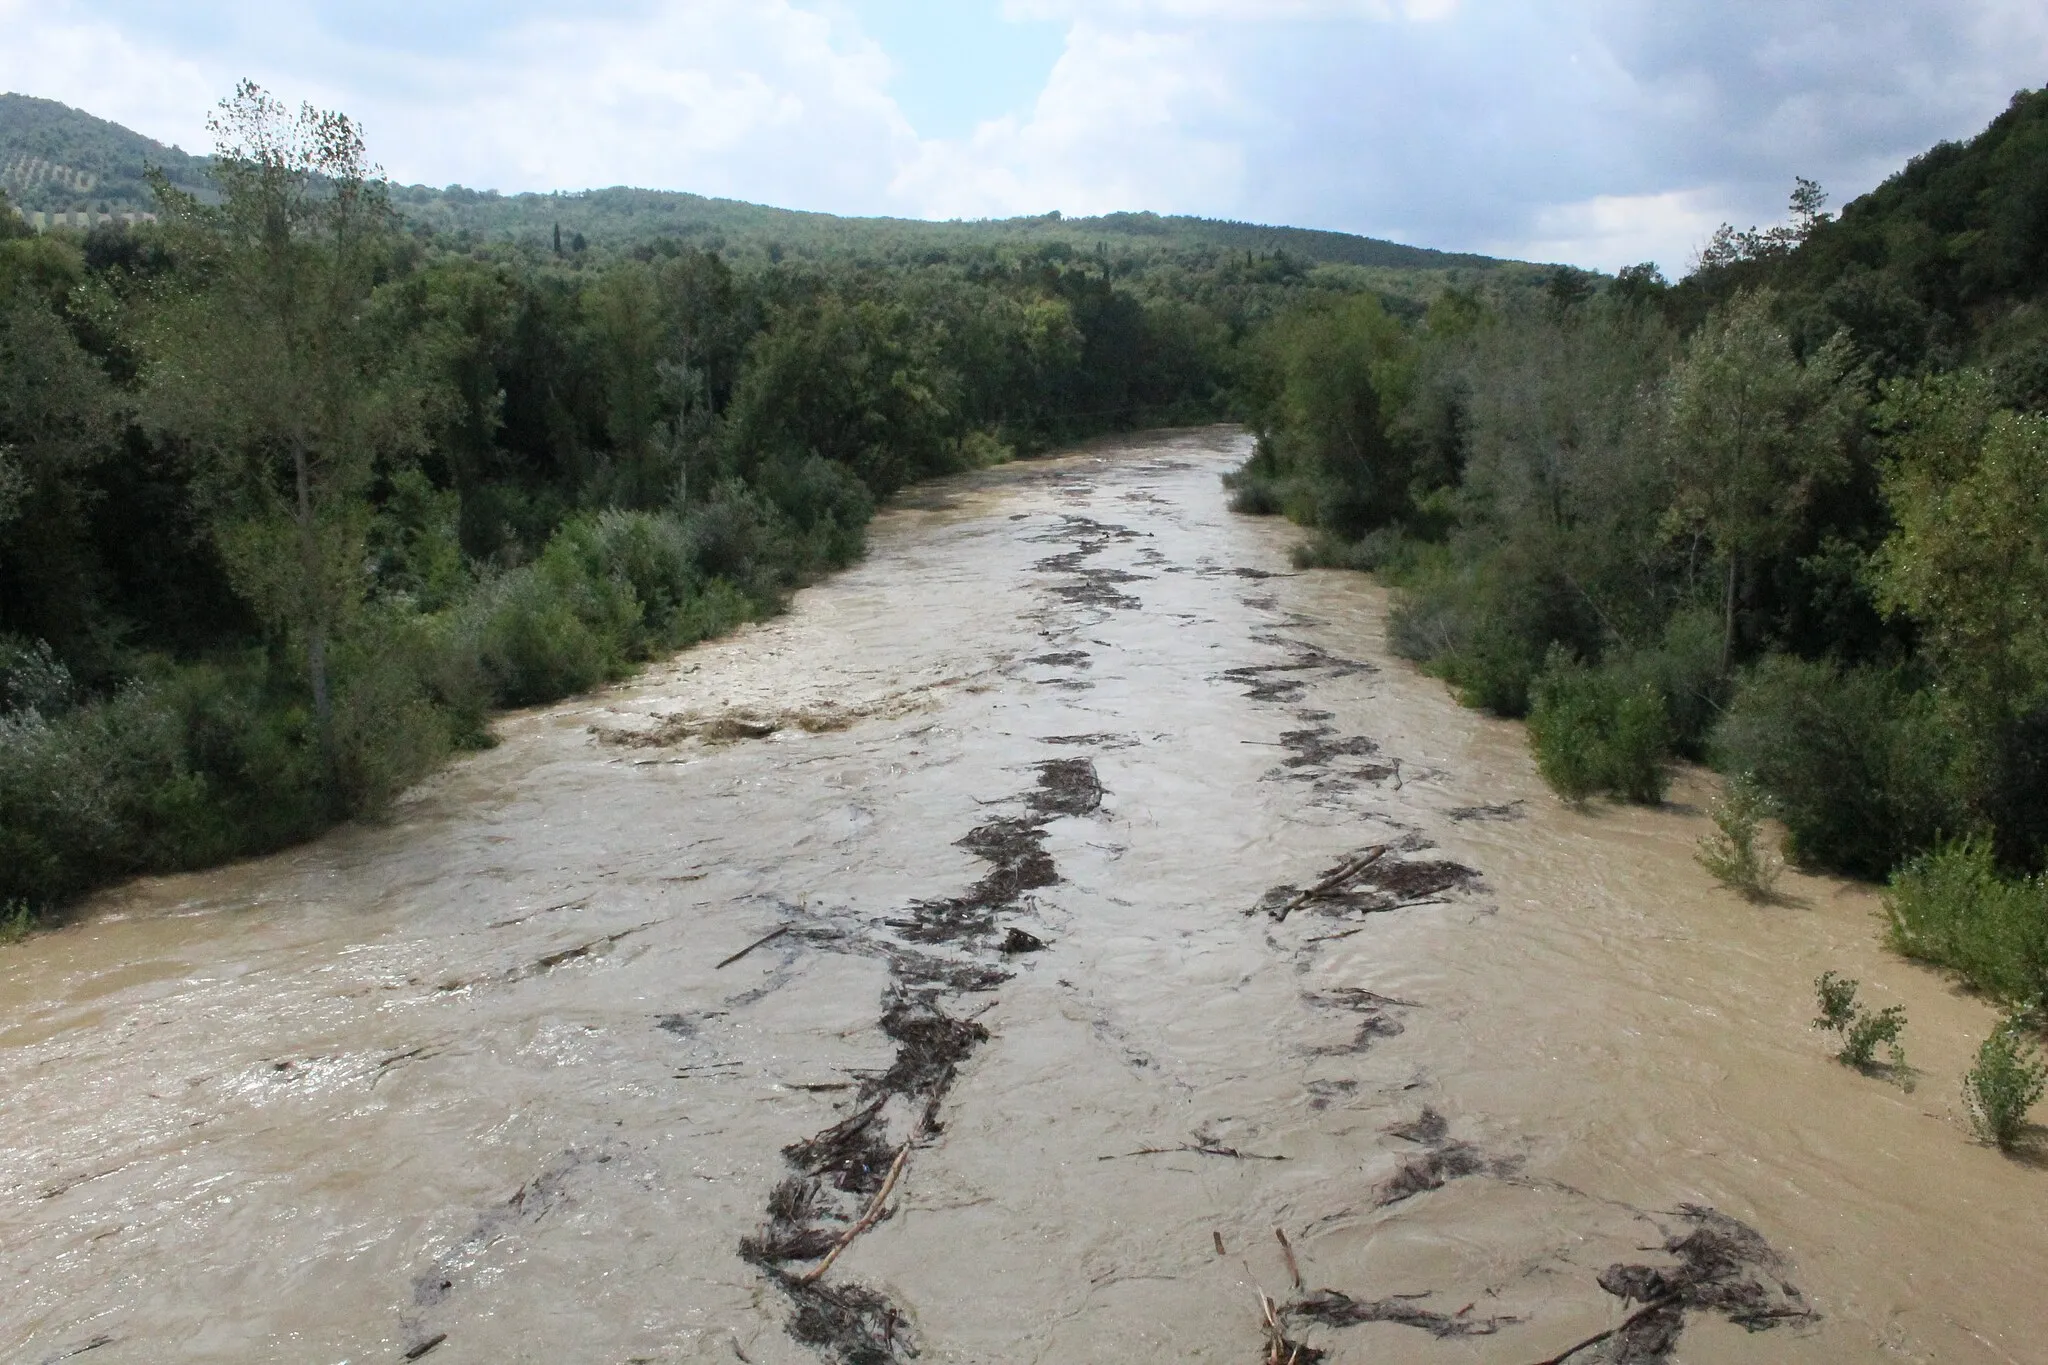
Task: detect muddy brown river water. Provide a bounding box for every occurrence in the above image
[3,429,2044,1365]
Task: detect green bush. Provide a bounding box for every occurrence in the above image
[1962,1018,2046,1150]
[1814,971,1860,1031]
[331,623,454,815]
[1714,657,1969,878]
[1289,527,1411,572]
[1526,648,1671,804]
[1811,971,1908,1071]
[1626,609,1729,756]
[468,551,639,707]
[1226,475,1283,516]
[1842,1005,1909,1069]
[1885,839,2048,1014]
[0,661,336,906]
[755,455,873,572]
[1697,772,1782,899]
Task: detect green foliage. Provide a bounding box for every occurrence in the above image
[1811,971,1908,1070]
[1243,294,1416,536]
[1814,971,1860,1031]
[1713,657,1967,879]
[1870,374,2048,867]
[1526,647,1670,804]
[1962,1018,2047,1151]
[1885,839,2048,1015]
[1663,289,1860,669]
[1842,1005,1909,1070]
[0,93,213,213]
[1697,772,1782,900]
[0,900,35,943]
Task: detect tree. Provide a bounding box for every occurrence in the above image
[0,249,118,659]
[146,82,420,805]
[1872,370,2048,761]
[1662,290,1859,669]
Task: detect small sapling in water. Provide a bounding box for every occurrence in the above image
[1813,971,1907,1072]
[1962,1016,2046,1151]
[1813,971,1859,1032]
[1840,1004,1908,1070]
[1697,772,1781,900]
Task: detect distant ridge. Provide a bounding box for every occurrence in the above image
[1,91,1528,278]
[0,93,210,213]
[392,184,1518,273]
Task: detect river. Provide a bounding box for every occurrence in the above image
[2,428,2041,1364]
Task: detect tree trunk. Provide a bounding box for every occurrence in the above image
[1721,554,1740,675]
[295,440,339,806]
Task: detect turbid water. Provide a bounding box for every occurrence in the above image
[3,429,2043,1365]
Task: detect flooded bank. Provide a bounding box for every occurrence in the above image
[1,428,2041,1363]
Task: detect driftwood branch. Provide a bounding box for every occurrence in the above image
[1275,1227,1303,1291]
[799,1142,912,1284]
[716,925,792,970]
[1272,847,1388,922]
[1524,1294,1679,1365]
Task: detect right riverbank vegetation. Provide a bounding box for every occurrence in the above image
[1230,88,2048,1138]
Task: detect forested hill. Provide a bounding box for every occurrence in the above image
[0,94,211,213]
[1,92,1529,282]
[393,186,1515,275]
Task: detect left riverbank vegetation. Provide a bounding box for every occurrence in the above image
[5,83,1549,922]
[1231,88,2048,1049]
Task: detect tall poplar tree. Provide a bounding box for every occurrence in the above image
[149,83,421,806]
[1662,290,1859,670]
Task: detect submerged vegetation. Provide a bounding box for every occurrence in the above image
[1962,1019,2046,1151]
[1696,773,1782,901]
[1232,86,2048,1018]
[1812,972,1909,1074]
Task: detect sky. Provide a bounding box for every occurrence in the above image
[2,0,2045,274]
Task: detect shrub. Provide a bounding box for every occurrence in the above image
[957,428,1014,469]
[1962,1018,2047,1150]
[0,636,75,715]
[1,899,34,943]
[1713,657,1969,878]
[1290,526,1411,572]
[1842,1005,1909,1070]
[1812,971,1907,1070]
[467,553,638,707]
[1697,772,1782,899]
[1227,476,1283,516]
[1526,648,1670,804]
[1814,971,1860,1031]
[1627,609,1729,756]
[330,622,453,816]
[0,660,338,906]
[1885,839,2048,1014]
[755,455,874,572]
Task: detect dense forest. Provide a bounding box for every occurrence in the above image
[0,83,1537,919]
[1233,86,2048,1022]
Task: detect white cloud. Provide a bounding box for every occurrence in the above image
[4,0,2046,274]
[1501,189,1728,274]
[893,20,1250,219]
[0,0,218,154]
